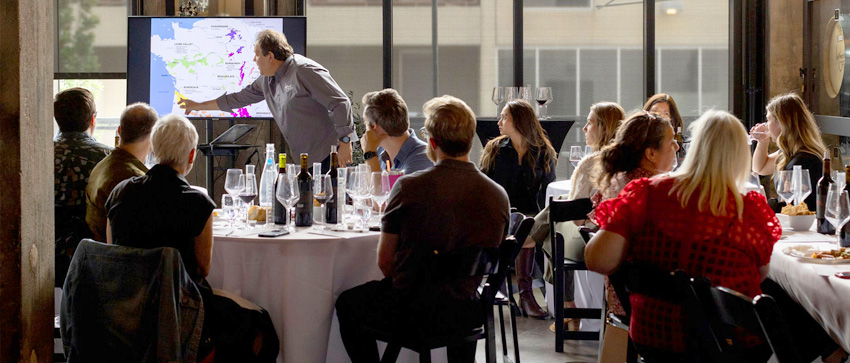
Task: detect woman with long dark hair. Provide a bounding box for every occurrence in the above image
[480,99,557,319]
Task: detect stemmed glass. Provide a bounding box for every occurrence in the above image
[519,86,532,105]
[569,146,584,167]
[775,171,795,206]
[221,194,238,228]
[275,173,299,232]
[224,169,245,226]
[370,172,391,219]
[492,87,505,114]
[536,87,552,120]
[584,145,593,158]
[347,170,372,230]
[826,188,850,245]
[240,172,258,226]
[793,169,812,206]
[313,175,334,225]
[505,87,520,101]
[747,123,768,144]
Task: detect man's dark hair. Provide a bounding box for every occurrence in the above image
[119,103,159,144]
[256,29,294,61]
[54,87,96,133]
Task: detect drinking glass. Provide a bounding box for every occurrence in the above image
[794,169,812,206]
[347,171,372,229]
[224,169,244,198]
[826,188,850,244]
[569,146,583,167]
[370,172,391,219]
[275,173,299,231]
[536,87,552,120]
[492,87,505,113]
[584,145,593,158]
[519,86,532,105]
[748,123,768,144]
[505,87,520,101]
[313,175,334,222]
[221,194,238,228]
[774,170,795,206]
[240,172,258,226]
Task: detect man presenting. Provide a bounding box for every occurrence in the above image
[86,102,158,243]
[335,95,510,362]
[179,29,354,167]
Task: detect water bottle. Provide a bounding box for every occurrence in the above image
[259,143,276,224]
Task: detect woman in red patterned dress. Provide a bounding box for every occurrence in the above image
[586,110,781,360]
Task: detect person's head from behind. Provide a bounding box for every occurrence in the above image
[118,103,158,147]
[254,30,294,76]
[422,95,476,162]
[362,89,410,137]
[151,114,198,175]
[765,92,826,168]
[584,102,626,151]
[54,87,97,134]
[596,111,677,192]
[643,93,683,131]
[671,110,750,219]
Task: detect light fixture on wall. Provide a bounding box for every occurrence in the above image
[660,0,683,15]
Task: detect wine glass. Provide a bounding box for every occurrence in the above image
[492,87,505,114]
[224,169,244,198]
[536,87,552,120]
[794,169,812,207]
[370,172,391,219]
[221,194,238,228]
[313,175,334,224]
[826,188,850,244]
[347,171,372,230]
[748,123,768,144]
[505,87,520,101]
[584,145,593,158]
[775,170,795,206]
[519,86,532,105]
[240,172,258,226]
[569,146,584,167]
[275,173,299,232]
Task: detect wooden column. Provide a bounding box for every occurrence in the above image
[0,0,56,362]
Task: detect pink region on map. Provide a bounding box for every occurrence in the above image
[228,52,234,57]
[231,108,251,118]
[238,62,246,86]
[237,46,244,54]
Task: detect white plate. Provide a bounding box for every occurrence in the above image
[782,245,850,264]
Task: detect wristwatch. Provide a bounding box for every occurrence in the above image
[339,135,351,143]
[363,151,378,160]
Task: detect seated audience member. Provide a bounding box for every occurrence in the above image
[53,87,112,286]
[589,111,678,317]
[336,95,510,363]
[643,93,684,133]
[751,92,825,210]
[359,88,433,174]
[529,101,625,331]
[479,99,557,319]
[105,114,278,362]
[583,110,850,362]
[86,103,157,243]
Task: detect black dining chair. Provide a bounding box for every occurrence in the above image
[371,237,519,363]
[548,197,603,352]
[494,213,535,363]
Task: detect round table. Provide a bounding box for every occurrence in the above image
[545,179,572,205]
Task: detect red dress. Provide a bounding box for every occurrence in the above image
[594,176,781,352]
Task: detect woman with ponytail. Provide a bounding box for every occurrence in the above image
[590,111,678,316]
[480,99,557,319]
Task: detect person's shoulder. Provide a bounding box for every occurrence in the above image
[182,184,216,208]
[292,54,326,71]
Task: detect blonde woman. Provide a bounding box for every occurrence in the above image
[585,110,781,360]
[480,99,557,319]
[528,102,625,330]
[751,92,826,209]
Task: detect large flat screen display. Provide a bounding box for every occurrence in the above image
[127,16,306,119]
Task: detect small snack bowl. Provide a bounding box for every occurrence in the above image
[778,213,816,231]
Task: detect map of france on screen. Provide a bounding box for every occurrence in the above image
[150,18,283,118]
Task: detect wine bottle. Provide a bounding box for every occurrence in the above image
[325,146,339,224]
[841,166,850,247]
[295,153,313,226]
[817,150,836,234]
[273,153,287,225]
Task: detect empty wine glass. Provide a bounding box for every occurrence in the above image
[794,168,812,207]
[569,146,584,167]
[221,194,238,228]
[276,173,299,232]
[775,170,795,206]
[505,87,520,101]
[313,175,334,224]
[519,86,532,105]
[536,87,552,120]
[370,172,391,219]
[492,87,505,114]
[826,188,850,244]
[240,172,258,226]
[347,171,372,230]
[584,145,593,158]
[224,169,244,198]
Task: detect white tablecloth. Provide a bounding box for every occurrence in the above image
[545,179,571,206]
[768,229,850,353]
[208,226,384,363]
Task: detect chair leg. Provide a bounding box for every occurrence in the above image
[510,303,521,363]
[380,343,402,363]
[498,305,509,358]
[446,342,476,363]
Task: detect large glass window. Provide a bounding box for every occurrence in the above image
[56,0,128,73]
[53,79,127,146]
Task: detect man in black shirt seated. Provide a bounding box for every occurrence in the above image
[335,95,510,363]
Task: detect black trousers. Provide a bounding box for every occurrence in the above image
[335,278,482,363]
[198,283,280,363]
